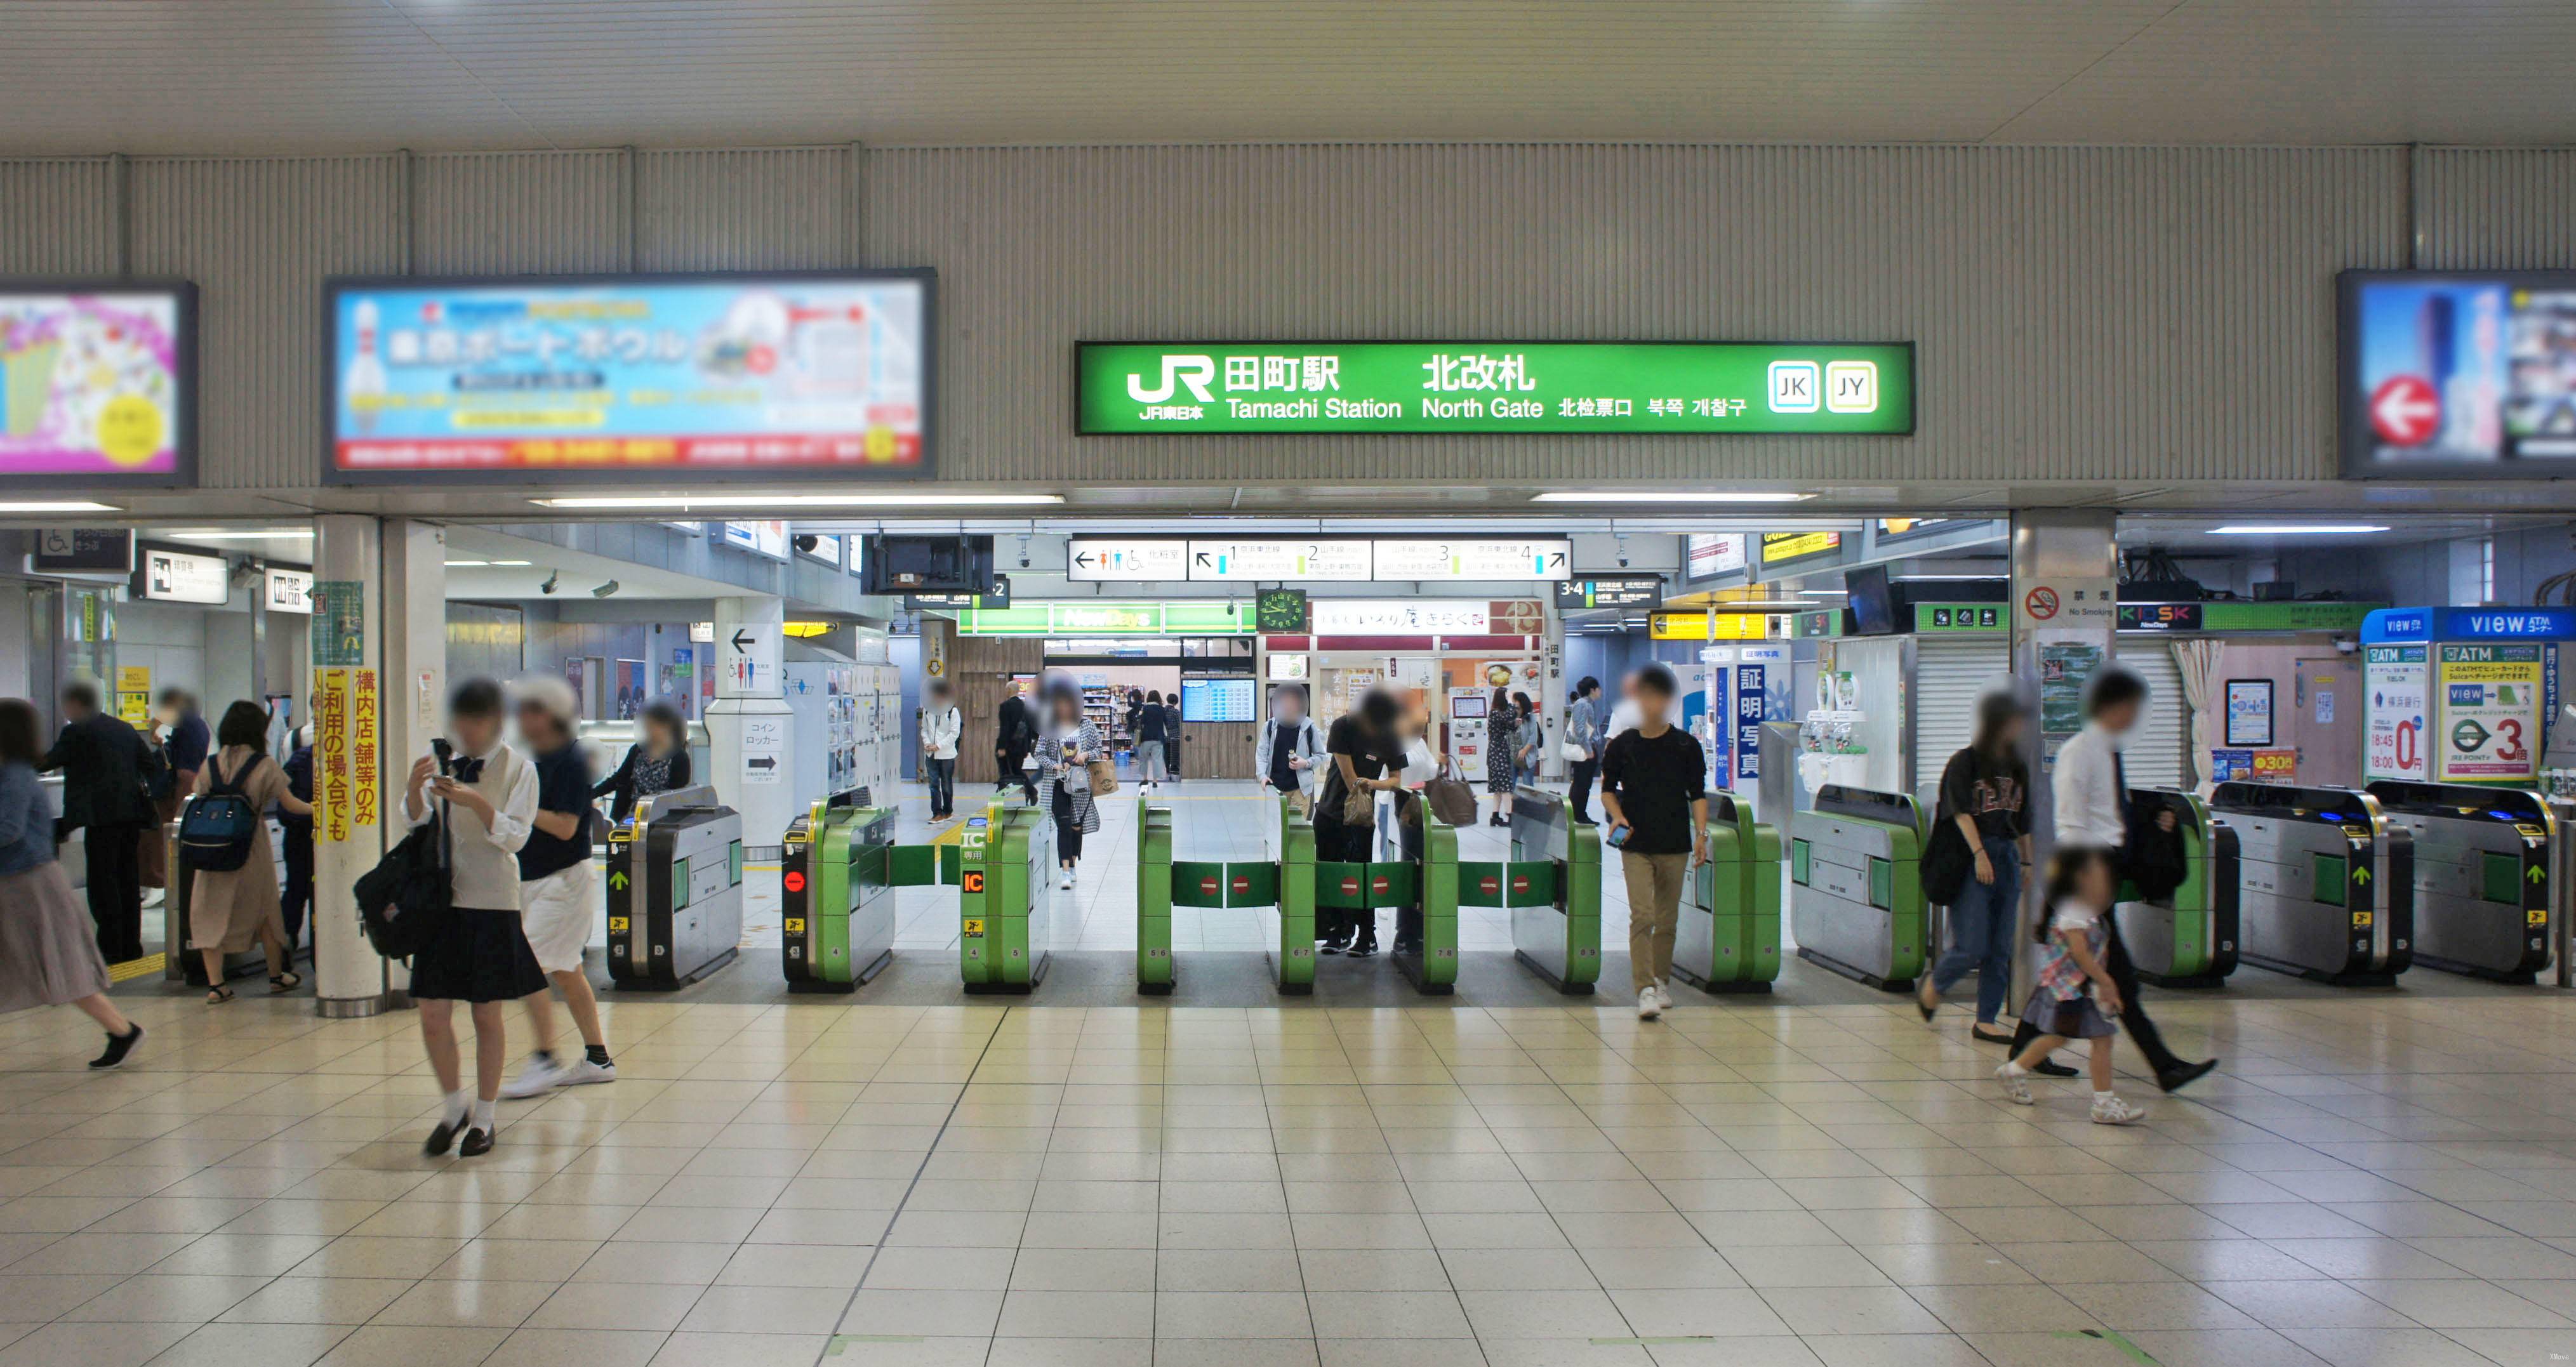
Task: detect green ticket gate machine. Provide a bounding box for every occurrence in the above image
[2123,788,2240,989]
[960,802,1054,994]
[1790,785,1927,991]
[2367,781,2554,983]
[605,784,745,991]
[780,793,897,993]
[1673,793,1782,994]
[2210,781,2412,987]
[1485,787,1600,993]
[1156,795,1457,995]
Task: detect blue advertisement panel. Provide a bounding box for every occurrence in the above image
[325,271,931,484]
[2342,270,2576,478]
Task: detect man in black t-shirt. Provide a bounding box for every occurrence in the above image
[501,679,616,1099]
[1598,665,1707,1021]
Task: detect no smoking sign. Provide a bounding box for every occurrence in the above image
[2024,586,2059,621]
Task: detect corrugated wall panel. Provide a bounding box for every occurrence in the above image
[415,150,630,274]
[128,156,408,489]
[2414,149,2576,270]
[637,147,856,271]
[864,144,2403,487]
[0,158,119,277]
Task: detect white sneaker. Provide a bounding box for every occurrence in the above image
[1654,982,1675,1010]
[1995,1063,2035,1106]
[2090,1095,2146,1126]
[498,1057,564,1100]
[1637,987,1663,1020]
[1059,870,1075,890]
[554,1057,616,1088]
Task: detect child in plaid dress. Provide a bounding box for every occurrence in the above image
[1995,847,2146,1125]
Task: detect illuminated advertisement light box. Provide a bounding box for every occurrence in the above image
[2342,270,2576,478]
[0,282,196,487]
[325,270,932,484]
[1760,531,1842,564]
[1077,342,1913,435]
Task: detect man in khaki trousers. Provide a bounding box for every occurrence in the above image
[1597,665,1708,1022]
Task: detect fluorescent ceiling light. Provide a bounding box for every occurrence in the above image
[445,559,536,568]
[2207,524,2389,536]
[165,528,314,541]
[531,493,1064,510]
[1531,491,1811,504]
[1897,573,2004,581]
[0,500,119,513]
[444,560,488,567]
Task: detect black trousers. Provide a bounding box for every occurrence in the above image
[998,746,1037,803]
[83,821,148,963]
[1568,759,1598,824]
[2010,909,2184,1076]
[1051,784,1084,862]
[281,825,314,951]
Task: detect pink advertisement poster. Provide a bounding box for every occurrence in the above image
[0,290,187,477]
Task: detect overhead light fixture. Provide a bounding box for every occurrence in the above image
[1896,573,2005,581]
[491,559,532,567]
[0,500,120,513]
[530,493,1065,510]
[444,560,489,567]
[1530,491,1811,504]
[164,528,314,541]
[2207,524,2389,536]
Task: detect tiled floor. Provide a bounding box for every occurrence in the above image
[13,779,2575,1365]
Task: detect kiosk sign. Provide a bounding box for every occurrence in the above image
[1077,341,1911,434]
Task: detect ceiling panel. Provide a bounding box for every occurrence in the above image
[6,1,2571,154]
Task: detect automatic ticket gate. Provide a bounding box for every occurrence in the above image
[1673,793,1782,994]
[1791,786,1929,991]
[1492,786,1601,994]
[960,802,1053,994]
[2122,788,2240,989]
[606,784,745,991]
[1154,795,1459,995]
[2210,781,2411,986]
[2367,782,2555,983]
[780,793,896,993]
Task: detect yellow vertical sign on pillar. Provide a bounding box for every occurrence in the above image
[351,669,379,829]
[317,669,350,844]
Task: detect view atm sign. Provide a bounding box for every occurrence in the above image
[1077,342,1914,435]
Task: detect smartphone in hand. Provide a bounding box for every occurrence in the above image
[1606,822,1632,848]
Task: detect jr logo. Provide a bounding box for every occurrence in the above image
[1127,354,1217,404]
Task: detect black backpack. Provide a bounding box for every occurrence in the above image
[353,804,453,960]
[176,756,265,873]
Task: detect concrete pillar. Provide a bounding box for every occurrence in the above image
[380,520,447,1004]
[704,595,793,855]
[310,515,388,1017]
[2008,508,2120,1001]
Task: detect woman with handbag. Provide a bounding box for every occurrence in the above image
[0,699,143,1068]
[1917,692,2032,1043]
[1033,677,1105,892]
[1315,687,1407,957]
[187,701,308,1004]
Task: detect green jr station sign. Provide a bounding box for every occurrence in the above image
[1077,341,1914,435]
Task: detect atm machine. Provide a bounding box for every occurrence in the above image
[2367,781,2554,982]
[1445,688,1490,781]
[2210,781,2411,986]
[604,784,746,990]
[780,793,897,992]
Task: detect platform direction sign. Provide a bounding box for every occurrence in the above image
[1188,539,1372,581]
[1374,539,1572,581]
[1066,539,1188,582]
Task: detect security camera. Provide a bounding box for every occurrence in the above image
[592,580,620,598]
[1016,533,1033,570]
[1615,533,1631,570]
[540,571,560,595]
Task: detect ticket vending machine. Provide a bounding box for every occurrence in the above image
[1446,688,1490,781]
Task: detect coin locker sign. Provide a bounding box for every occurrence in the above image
[1077,342,1913,434]
[2436,644,2542,782]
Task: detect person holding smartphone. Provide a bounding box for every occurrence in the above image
[1597,665,1707,1021]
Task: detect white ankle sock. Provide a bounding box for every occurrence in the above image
[2094,1090,2116,1104]
[470,1099,496,1132]
[443,1088,472,1126]
[2000,1062,2026,1077]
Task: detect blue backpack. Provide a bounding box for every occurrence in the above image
[178,755,265,873]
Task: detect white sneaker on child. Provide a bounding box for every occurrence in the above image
[498,1057,563,1100]
[2090,1095,2146,1125]
[555,1058,617,1088]
[1994,1063,2034,1106]
[1637,987,1663,1020]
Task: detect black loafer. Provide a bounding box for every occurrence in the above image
[2157,1059,2219,1094]
[424,1116,465,1157]
[89,1025,143,1069]
[458,1126,495,1158]
[2032,1059,2080,1078]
